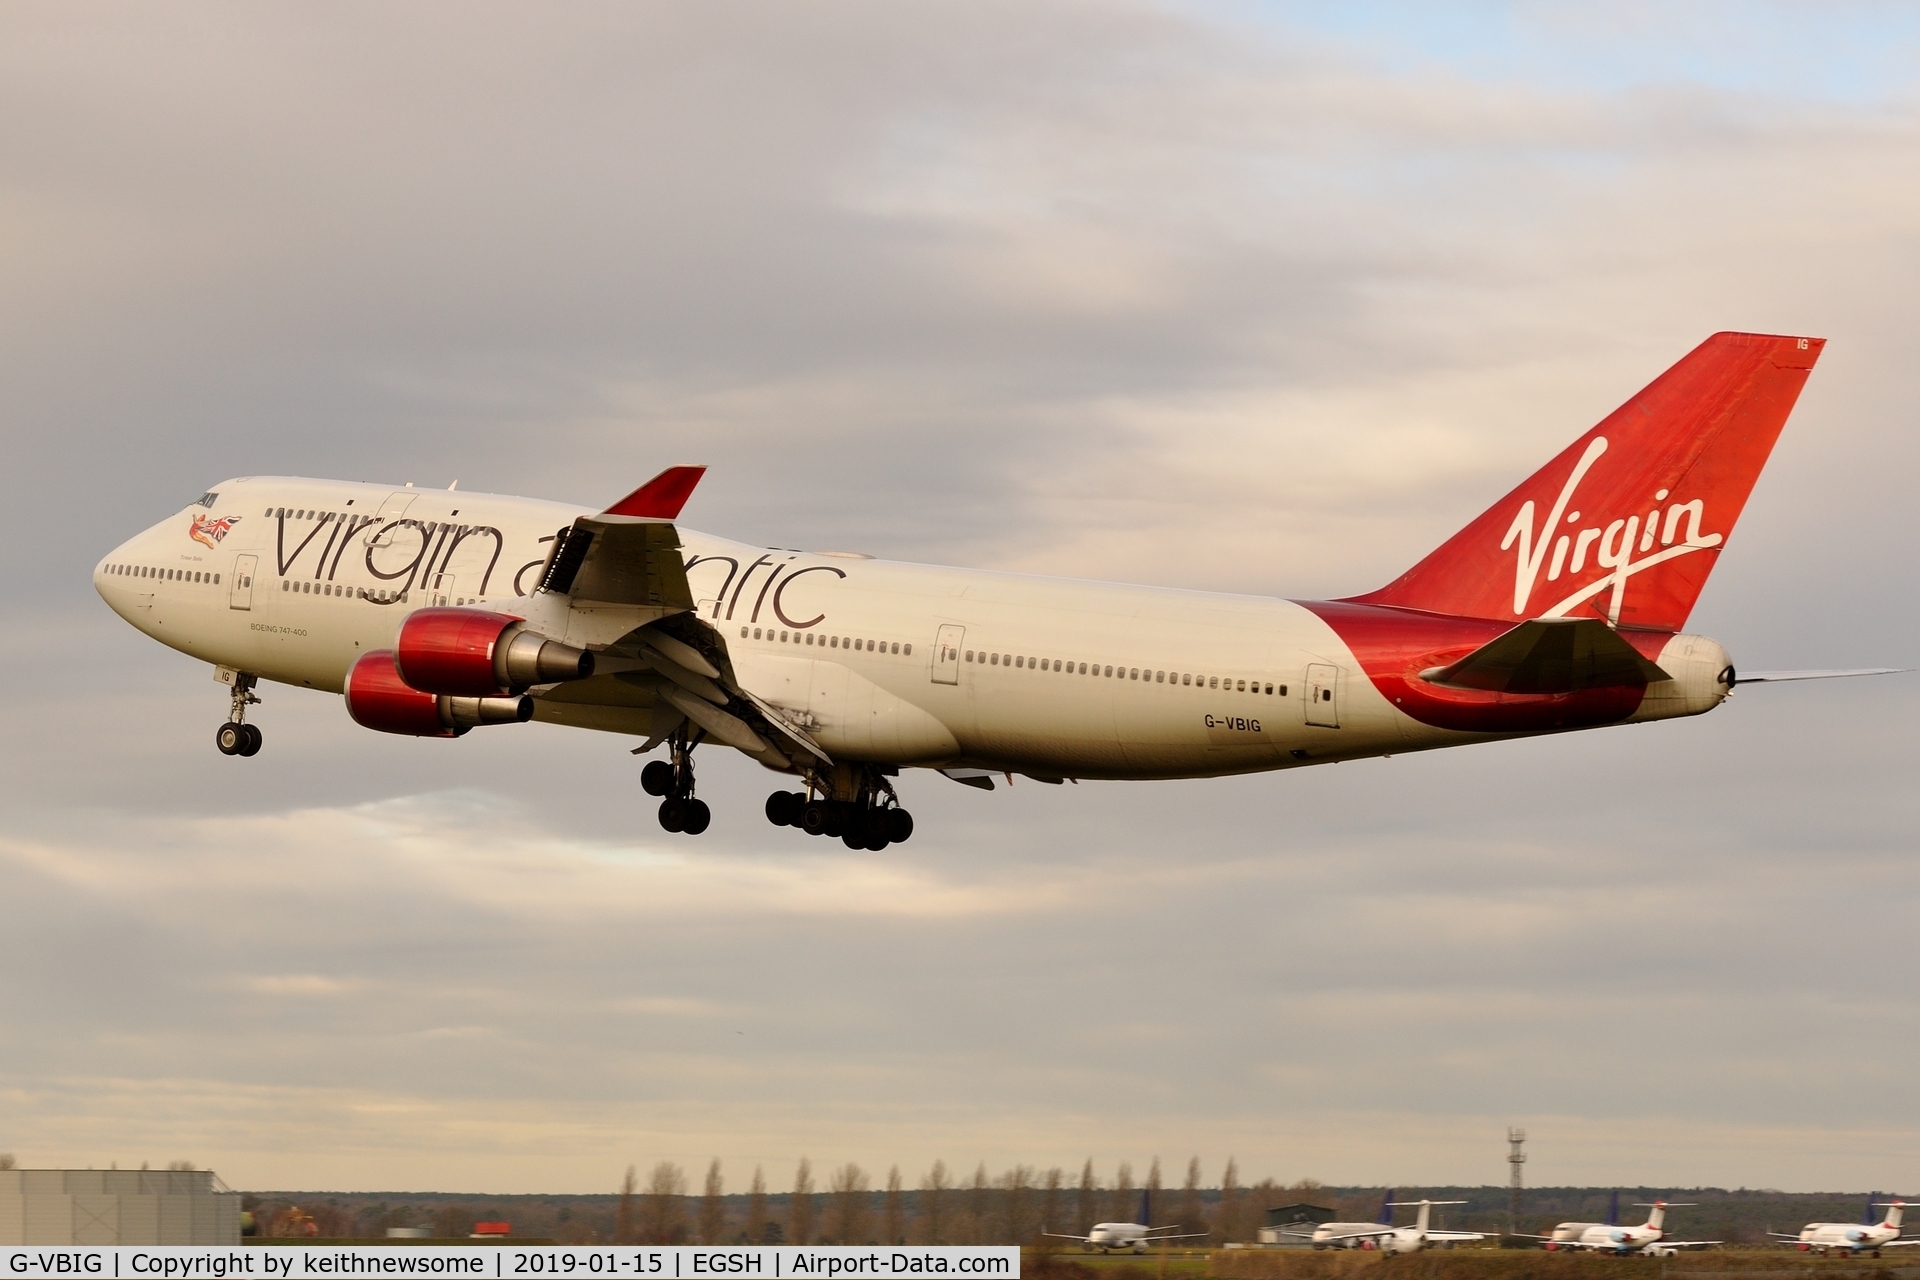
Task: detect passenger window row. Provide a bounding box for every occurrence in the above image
[105,564,221,585]
[281,579,405,603]
[268,503,357,521]
[740,625,911,657]
[962,648,1285,696]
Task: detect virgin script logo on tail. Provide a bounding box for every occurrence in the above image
[1499,437,1722,623]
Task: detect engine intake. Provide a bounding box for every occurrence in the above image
[393,607,594,696]
[345,650,534,737]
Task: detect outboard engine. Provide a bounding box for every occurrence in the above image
[345,650,535,737]
[393,607,594,696]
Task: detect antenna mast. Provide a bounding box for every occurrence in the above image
[1506,1128,1527,1233]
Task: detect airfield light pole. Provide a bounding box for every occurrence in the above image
[1507,1128,1527,1234]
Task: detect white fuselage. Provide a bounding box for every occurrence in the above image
[1547,1221,1663,1253]
[1082,1223,1159,1252]
[1794,1215,1906,1254]
[1310,1222,1389,1249]
[96,476,1732,781]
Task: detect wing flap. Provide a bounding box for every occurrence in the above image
[1421,617,1668,694]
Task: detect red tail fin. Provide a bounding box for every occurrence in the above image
[1346,332,1823,631]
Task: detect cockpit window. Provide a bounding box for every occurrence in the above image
[195,491,219,509]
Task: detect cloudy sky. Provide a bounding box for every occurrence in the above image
[3,1,1919,1197]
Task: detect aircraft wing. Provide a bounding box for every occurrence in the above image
[1420,617,1668,694]
[522,467,827,772]
[1039,1233,1092,1243]
[1653,1241,1720,1250]
[527,465,709,638]
[1881,1238,1920,1248]
[541,514,695,622]
[1425,1232,1485,1243]
[1141,1232,1209,1241]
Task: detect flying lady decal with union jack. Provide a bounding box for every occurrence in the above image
[188,513,240,549]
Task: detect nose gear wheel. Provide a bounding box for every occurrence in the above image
[215,672,263,757]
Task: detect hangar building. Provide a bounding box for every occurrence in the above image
[0,1169,240,1245]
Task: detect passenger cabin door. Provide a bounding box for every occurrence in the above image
[1305,663,1340,728]
[429,573,457,607]
[229,554,258,611]
[932,624,964,685]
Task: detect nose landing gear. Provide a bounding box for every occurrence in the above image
[214,670,262,757]
[641,729,710,834]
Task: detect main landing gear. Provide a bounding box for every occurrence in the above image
[641,728,710,835]
[215,671,262,757]
[764,765,913,851]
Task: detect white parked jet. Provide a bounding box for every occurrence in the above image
[1769,1200,1920,1257]
[1044,1192,1206,1253]
[1271,1189,1393,1250]
[1306,1200,1485,1253]
[1529,1202,1717,1256]
[95,333,1895,842]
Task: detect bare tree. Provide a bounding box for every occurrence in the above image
[827,1163,870,1243]
[1218,1158,1242,1244]
[1075,1161,1096,1235]
[919,1161,949,1244]
[884,1167,904,1245]
[745,1167,768,1245]
[616,1166,638,1245]
[1040,1168,1062,1241]
[1111,1162,1134,1226]
[640,1162,688,1244]
[1178,1158,1204,1239]
[999,1166,1035,1244]
[788,1158,815,1246]
[1253,1178,1279,1243]
[966,1164,988,1245]
[699,1160,725,1244]
[1145,1157,1162,1227]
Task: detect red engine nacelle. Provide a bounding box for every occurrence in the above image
[345,650,534,737]
[393,607,594,696]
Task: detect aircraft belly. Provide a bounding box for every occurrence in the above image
[734,652,959,763]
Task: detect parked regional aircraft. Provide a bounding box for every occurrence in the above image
[1278,1189,1395,1250]
[1526,1202,1717,1256]
[95,332,1895,844]
[1304,1200,1485,1253]
[1769,1200,1920,1256]
[1044,1192,1207,1253]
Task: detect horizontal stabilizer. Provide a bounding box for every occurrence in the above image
[1421,617,1668,694]
[1733,668,1904,684]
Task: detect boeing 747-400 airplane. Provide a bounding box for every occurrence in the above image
[97,332,1891,844]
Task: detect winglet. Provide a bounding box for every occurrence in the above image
[603,465,708,519]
